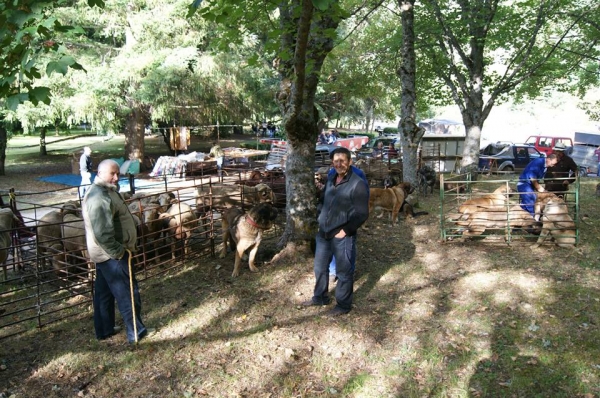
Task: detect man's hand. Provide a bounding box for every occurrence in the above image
[536,186,545,193]
[335,229,346,239]
[562,180,569,186]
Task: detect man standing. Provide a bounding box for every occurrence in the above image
[83,159,151,343]
[303,147,369,316]
[517,154,558,216]
[79,146,93,197]
[544,143,578,197]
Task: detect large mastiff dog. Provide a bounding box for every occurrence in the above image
[369,181,425,225]
[532,192,576,247]
[220,202,278,277]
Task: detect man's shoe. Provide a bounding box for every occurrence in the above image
[300,299,331,307]
[327,307,350,317]
[97,326,122,340]
[130,328,156,344]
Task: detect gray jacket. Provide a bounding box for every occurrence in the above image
[83,179,137,263]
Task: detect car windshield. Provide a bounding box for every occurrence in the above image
[495,146,513,157]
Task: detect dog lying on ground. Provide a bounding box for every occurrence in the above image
[220,202,278,277]
[457,185,511,215]
[532,192,576,247]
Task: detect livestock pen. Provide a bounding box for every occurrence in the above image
[440,173,580,245]
[0,169,285,340]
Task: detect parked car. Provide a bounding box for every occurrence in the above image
[570,144,599,177]
[525,135,573,156]
[478,144,545,173]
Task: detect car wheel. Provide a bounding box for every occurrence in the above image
[579,167,588,177]
[503,165,514,172]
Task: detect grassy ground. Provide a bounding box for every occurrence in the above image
[1,135,600,397]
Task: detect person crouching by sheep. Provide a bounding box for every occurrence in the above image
[517,153,558,217]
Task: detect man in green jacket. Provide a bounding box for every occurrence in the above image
[83,159,150,343]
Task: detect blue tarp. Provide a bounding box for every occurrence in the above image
[37,174,130,189]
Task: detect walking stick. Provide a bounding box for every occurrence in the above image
[125,249,138,344]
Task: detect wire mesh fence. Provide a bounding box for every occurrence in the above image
[0,168,284,340]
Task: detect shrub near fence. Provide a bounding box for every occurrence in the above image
[0,168,284,340]
[440,174,580,245]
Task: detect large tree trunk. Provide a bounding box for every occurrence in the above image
[271,0,340,262]
[398,0,423,187]
[0,122,6,176]
[124,104,145,167]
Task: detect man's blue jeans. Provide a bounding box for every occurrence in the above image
[94,252,146,343]
[517,183,536,215]
[313,233,356,312]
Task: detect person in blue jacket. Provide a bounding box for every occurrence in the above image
[303,147,369,316]
[517,154,558,216]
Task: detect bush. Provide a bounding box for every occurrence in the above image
[383,127,398,135]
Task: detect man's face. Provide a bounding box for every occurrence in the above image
[97,164,120,186]
[332,153,351,176]
[553,150,564,159]
[546,157,558,168]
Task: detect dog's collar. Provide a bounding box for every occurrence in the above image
[245,214,262,229]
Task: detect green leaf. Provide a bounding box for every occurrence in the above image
[215,14,228,24]
[87,0,105,8]
[70,62,86,72]
[46,61,68,76]
[60,55,76,66]
[29,86,52,105]
[247,54,259,66]
[312,0,332,11]
[6,93,29,111]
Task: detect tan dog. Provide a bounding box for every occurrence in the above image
[369,187,402,225]
[458,185,511,214]
[390,182,427,219]
[220,203,278,277]
[532,192,576,247]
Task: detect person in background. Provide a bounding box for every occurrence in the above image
[82,159,151,343]
[544,142,578,197]
[327,130,337,144]
[79,146,93,197]
[517,153,558,216]
[209,141,225,177]
[595,146,600,177]
[373,141,385,159]
[318,130,328,145]
[302,147,369,317]
[387,142,399,159]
